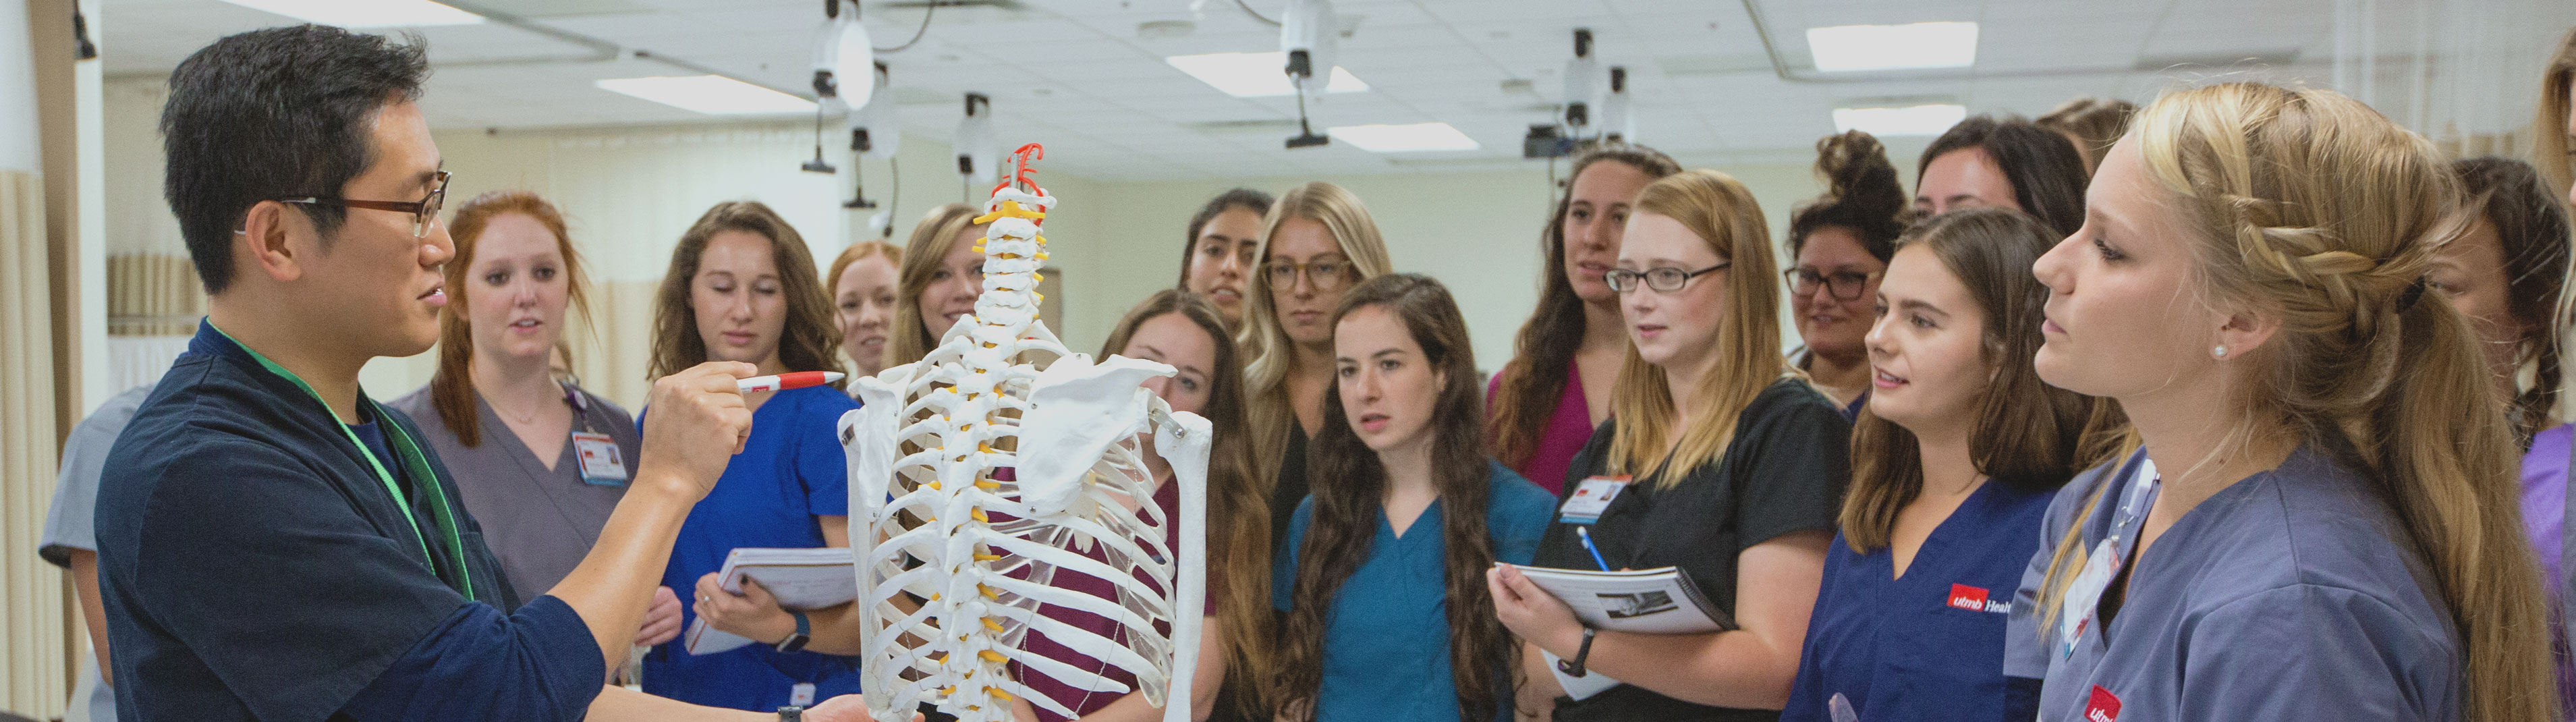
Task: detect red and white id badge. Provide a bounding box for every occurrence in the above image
[572,432,628,485]
[1559,475,1629,524]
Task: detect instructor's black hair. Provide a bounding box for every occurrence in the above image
[161,24,430,294]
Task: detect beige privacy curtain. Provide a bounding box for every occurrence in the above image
[1,170,65,718]
[0,0,67,715]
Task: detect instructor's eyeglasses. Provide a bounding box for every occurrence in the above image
[1606,262,1729,293]
[273,170,451,238]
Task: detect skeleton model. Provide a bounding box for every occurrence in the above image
[840,144,1208,722]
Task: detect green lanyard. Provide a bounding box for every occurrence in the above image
[208,323,476,603]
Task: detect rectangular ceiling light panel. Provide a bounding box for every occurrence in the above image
[1805,22,1978,72]
[1165,51,1369,97]
[594,76,819,115]
[218,0,485,27]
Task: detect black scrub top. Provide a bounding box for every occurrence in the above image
[93,323,603,722]
[1532,378,1851,722]
[1268,424,1312,557]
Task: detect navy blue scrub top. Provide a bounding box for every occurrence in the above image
[1270,460,1557,722]
[2008,447,2462,721]
[94,323,605,722]
[1780,479,2054,722]
[641,384,862,711]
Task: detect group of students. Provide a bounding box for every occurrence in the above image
[40,20,2576,722]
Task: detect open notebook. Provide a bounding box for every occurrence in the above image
[683,547,861,655]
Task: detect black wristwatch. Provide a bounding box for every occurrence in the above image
[777,706,804,721]
[1557,627,1598,677]
[775,609,812,654]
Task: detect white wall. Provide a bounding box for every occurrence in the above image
[101,76,1849,408]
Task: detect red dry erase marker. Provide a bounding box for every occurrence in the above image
[737,371,844,394]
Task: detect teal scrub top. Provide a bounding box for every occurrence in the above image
[1271,460,1557,722]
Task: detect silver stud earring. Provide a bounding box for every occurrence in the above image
[2212,345,2229,360]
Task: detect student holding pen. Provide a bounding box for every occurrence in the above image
[1490,169,1850,722]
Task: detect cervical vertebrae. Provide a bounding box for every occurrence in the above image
[843,157,1207,722]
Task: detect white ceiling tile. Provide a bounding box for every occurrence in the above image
[97,0,2569,181]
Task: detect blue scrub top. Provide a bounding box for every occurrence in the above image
[2009,447,2461,721]
[1781,479,2054,722]
[1271,460,1557,722]
[641,385,861,711]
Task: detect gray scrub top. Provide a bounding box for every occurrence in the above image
[387,383,640,604]
[2007,447,2461,721]
[43,385,152,722]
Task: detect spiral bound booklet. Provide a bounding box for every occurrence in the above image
[1505,563,1736,702]
[1507,564,1735,634]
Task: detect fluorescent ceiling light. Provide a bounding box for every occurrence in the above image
[595,76,818,115]
[217,0,483,27]
[1165,52,1368,97]
[1832,105,1969,136]
[1328,123,1478,152]
[1805,22,1978,72]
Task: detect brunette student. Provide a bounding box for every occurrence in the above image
[1782,132,1908,420]
[1272,275,1557,722]
[988,291,1276,722]
[2009,82,2554,721]
[641,202,864,712]
[1491,169,1849,721]
[1779,208,2092,722]
[1175,189,1276,327]
[1487,143,1679,495]
[2429,157,2573,706]
[1913,115,2091,236]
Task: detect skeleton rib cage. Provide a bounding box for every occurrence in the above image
[841,152,1208,722]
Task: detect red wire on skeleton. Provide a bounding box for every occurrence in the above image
[990,142,1048,225]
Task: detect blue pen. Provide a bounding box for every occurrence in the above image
[1577,526,1611,571]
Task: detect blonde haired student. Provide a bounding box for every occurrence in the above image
[1490,169,1850,721]
[2005,82,2556,722]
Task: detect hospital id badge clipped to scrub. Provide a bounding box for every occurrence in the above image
[572,432,629,485]
[2059,456,2160,660]
[1559,475,1630,524]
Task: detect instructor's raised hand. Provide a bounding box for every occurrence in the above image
[639,361,759,500]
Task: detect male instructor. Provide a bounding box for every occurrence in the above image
[94,25,876,722]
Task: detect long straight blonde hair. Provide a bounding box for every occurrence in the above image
[2536,26,2576,202]
[1237,182,1395,476]
[1602,169,1793,489]
[2033,82,2556,722]
[888,203,981,368]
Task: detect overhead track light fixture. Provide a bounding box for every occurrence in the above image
[1600,66,1633,142]
[1279,0,1337,149]
[1562,28,1598,134]
[956,92,997,187]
